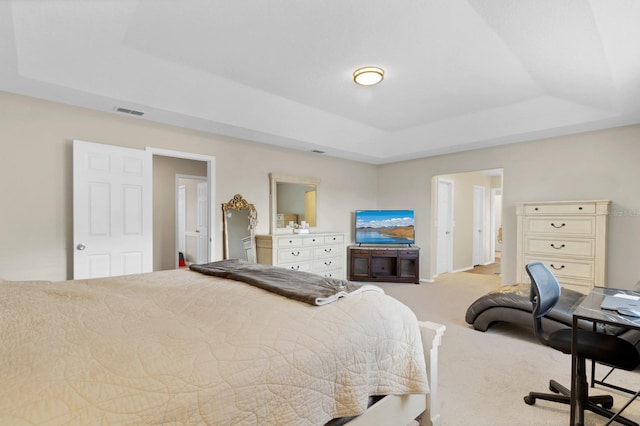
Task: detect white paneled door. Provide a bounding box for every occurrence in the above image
[436,178,454,275]
[73,140,153,279]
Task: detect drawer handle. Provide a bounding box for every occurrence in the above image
[549,264,565,270]
[290,265,300,271]
[324,261,332,266]
[324,248,332,253]
[550,243,565,249]
[291,251,300,256]
[550,223,566,228]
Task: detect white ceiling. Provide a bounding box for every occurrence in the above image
[1,0,639,164]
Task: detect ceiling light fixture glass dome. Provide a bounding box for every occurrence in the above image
[353,66,384,86]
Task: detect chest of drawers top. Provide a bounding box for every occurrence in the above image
[516,200,610,216]
[270,233,344,247]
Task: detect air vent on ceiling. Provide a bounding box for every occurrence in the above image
[311,149,325,154]
[114,106,145,116]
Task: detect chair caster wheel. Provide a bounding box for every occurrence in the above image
[601,401,613,409]
[524,396,535,405]
[549,385,560,393]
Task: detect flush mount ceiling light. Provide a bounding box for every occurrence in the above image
[353,66,384,86]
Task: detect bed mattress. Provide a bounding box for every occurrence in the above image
[0,269,429,425]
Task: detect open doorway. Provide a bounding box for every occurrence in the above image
[148,147,216,271]
[431,168,503,278]
[177,175,208,267]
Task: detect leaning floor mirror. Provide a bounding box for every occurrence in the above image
[222,194,258,262]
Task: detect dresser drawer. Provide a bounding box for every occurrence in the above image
[313,257,341,273]
[524,237,594,258]
[278,247,313,263]
[302,235,325,245]
[525,256,595,281]
[524,203,596,215]
[525,217,595,236]
[279,261,313,273]
[313,244,341,258]
[318,269,344,279]
[323,234,344,245]
[276,236,304,247]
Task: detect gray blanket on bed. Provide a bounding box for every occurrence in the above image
[190,259,382,305]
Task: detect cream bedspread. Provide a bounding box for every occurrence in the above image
[0,269,429,425]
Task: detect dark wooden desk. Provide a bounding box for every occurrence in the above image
[571,287,640,425]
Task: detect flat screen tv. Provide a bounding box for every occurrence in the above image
[355,210,415,245]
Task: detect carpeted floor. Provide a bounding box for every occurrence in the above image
[378,272,640,426]
[467,252,501,276]
[466,262,501,276]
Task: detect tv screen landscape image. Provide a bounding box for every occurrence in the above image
[355,210,415,245]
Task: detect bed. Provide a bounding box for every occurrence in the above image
[0,260,444,425]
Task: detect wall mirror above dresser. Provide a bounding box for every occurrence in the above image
[222,194,258,262]
[269,173,319,234]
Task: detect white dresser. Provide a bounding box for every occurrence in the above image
[255,233,346,279]
[516,200,611,294]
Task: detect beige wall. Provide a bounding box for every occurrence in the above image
[3,90,640,288]
[0,91,377,281]
[378,127,640,288]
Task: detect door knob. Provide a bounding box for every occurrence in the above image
[76,243,86,251]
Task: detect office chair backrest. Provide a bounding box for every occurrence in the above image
[526,262,562,346]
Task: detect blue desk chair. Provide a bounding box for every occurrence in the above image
[523,262,640,426]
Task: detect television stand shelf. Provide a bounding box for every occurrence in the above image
[348,245,420,284]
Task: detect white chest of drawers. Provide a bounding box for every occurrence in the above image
[255,233,346,279]
[515,200,611,294]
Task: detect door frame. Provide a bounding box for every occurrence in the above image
[177,183,186,255]
[146,147,216,267]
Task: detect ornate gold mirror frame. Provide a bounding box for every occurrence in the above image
[222,194,258,261]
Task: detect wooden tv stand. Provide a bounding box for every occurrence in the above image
[348,245,420,284]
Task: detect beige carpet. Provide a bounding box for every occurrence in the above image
[378,272,640,426]
[466,262,501,276]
